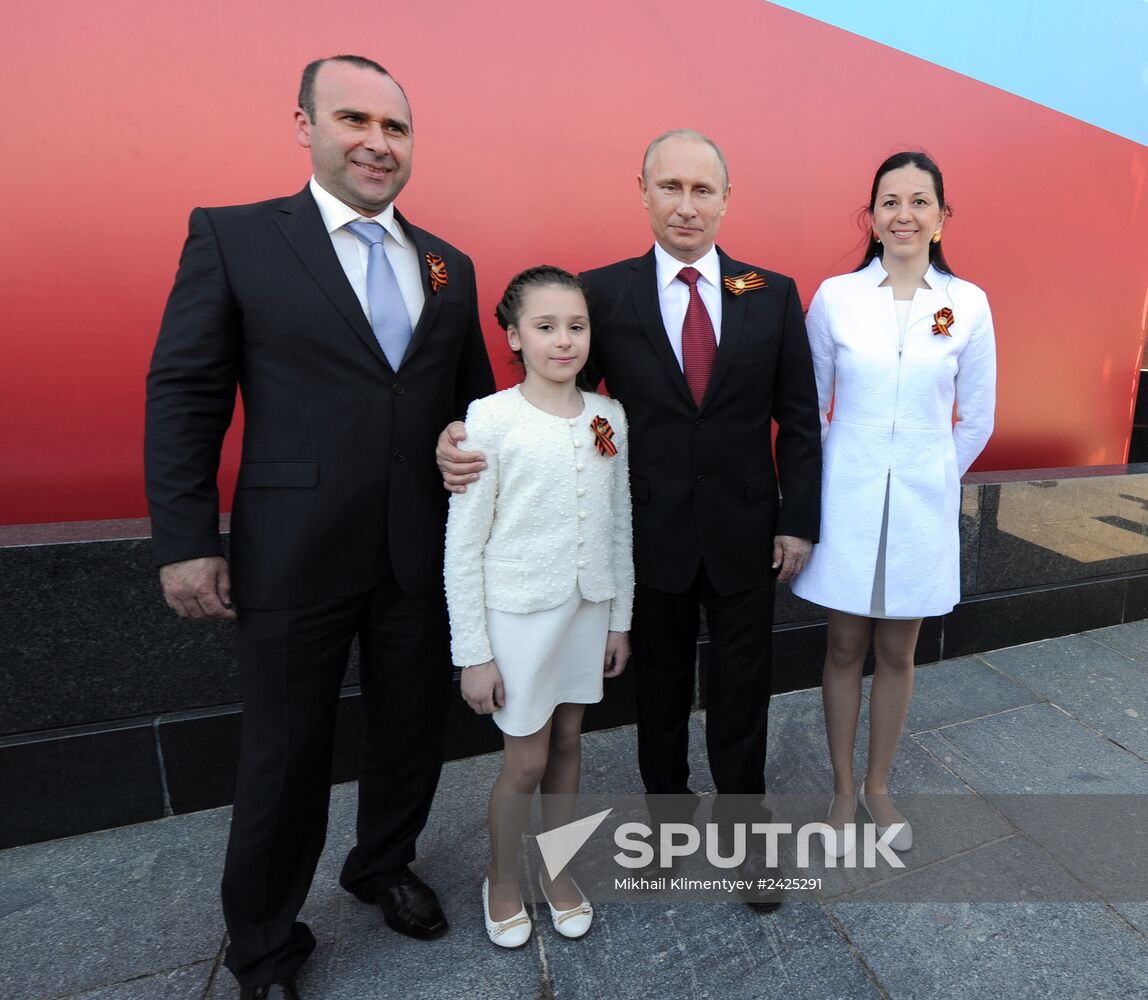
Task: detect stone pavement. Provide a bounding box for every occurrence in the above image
[4,620,1148,1000]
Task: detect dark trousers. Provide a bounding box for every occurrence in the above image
[631,565,775,800]
[221,570,451,987]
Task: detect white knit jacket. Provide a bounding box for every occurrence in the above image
[444,386,634,667]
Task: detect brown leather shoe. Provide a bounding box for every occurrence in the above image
[379,869,448,939]
[239,978,300,999]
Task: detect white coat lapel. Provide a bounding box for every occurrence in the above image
[908,265,955,337]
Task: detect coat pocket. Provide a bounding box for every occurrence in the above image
[237,461,319,488]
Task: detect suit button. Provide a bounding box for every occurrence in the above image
[393,450,406,463]
[695,474,708,486]
[392,382,406,395]
[695,418,705,430]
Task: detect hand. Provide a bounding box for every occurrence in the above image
[460,660,505,714]
[159,556,237,620]
[604,631,631,678]
[772,535,812,584]
[436,420,486,494]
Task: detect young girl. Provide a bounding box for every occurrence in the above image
[444,266,633,947]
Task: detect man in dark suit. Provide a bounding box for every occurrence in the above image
[145,55,494,999]
[438,130,820,899]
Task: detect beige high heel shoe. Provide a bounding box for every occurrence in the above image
[858,781,913,852]
[819,792,858,859]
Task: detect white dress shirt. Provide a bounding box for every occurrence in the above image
[653,242,722,369]
[308,176,425,332]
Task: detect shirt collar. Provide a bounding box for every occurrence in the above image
[653,242,721,292]
[308,176,408,247]
[864,255,939,290]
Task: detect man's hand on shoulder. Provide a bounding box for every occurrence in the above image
[772,535,812,584]
[436,420,486,494]
[159,556,237,620]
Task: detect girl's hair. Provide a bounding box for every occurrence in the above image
[494,265,588,331]
[854,150,955,275]
[495,266,597,390]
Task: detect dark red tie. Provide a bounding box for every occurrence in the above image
[678,266,716,407]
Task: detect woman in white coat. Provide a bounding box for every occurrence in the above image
[792,152,995,853]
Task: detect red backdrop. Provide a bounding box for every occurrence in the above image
[2,0,1146,524]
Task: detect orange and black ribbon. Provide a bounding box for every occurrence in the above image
[590,416,617,457]
[426,253,448,294]
[932,307,954,337]
[722,271,766,295]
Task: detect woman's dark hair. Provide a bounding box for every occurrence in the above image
[495,266,596,389]
[855,151,954,275]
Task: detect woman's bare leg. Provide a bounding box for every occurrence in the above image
[863,617,922,826]
[822,610,872,826]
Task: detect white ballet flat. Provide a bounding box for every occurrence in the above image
[859,781,913,852]
[482,877,532,948]
[820,792,857,859]
[538,871,593,939]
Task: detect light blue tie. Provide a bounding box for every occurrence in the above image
[345,220,413,370]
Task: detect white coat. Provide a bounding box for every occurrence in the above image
[791,258,996,617]
[444,386,634,666]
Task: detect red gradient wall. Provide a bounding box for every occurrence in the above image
[2,0,1146,524]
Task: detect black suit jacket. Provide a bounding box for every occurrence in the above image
[145,187,495,609]
[581,247,820,596]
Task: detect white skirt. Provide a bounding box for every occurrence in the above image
[488,588,609,737]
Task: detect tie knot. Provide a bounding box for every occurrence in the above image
[677,266,701,288]
[346,220,387,247]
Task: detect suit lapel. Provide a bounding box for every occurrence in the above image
[274,188,391,367]
[394,209,443,368]
[703,249,749,407]
[629,250,695,409]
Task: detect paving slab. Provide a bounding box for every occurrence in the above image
[0,809,229,1000]
[542,900,879,1000]
[830,900,1148,1000]
[1086,619,1148,663]
[980,634,1148,757]
[1112,901,1148,937]
[833,832,1095,904]
[66,960,216,1000]
[915,703,1148,795]
[763,688,835,796]
[900,655,1039,735]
